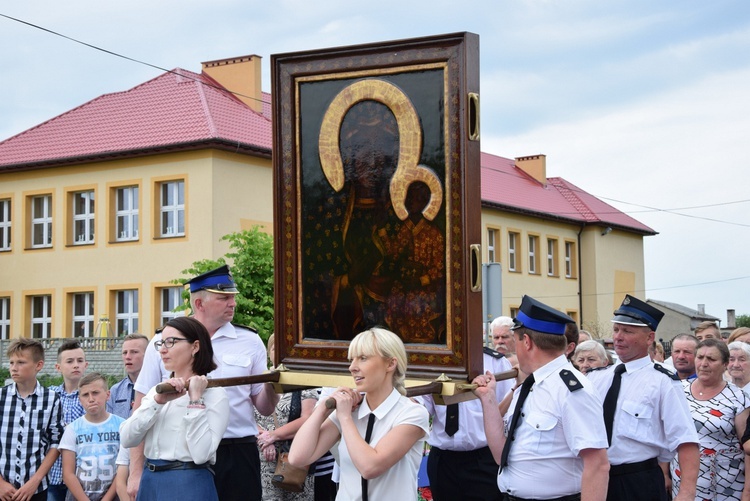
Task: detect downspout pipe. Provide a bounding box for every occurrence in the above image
[577,224,585,325]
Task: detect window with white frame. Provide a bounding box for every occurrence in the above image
[0,199,10,251]
[508,231,519,271]
[72,292,94,337]
[115,289,139,335]
[160,287,184,326]
[31,195,52,248]
[528,235,539,274]
[487,228,498,263]
[565,241,576,278]
[160,181,184,237]
[31,295,51,338]
[547,238,558,276]
[0,297,9,339]
[116,186,139,241]
[73,191,95,244]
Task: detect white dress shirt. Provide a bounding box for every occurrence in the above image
[121,386,229,465]
[421,351,514,451]
[329,388,430,501]
[499,355,608,499]
[588,355,698,465]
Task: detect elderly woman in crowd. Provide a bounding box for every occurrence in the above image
[728,341,750,395]
[572,340,609,374]
[670,338,750,501]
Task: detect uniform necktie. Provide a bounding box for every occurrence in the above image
[362,413,376,501]
[603,364,627,446]
[500,374,535,467]
[445,404,459,436]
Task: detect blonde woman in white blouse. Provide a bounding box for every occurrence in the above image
[288,328,429,501]
[121,317,229,501]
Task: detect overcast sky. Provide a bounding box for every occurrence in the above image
[1,0,748,324]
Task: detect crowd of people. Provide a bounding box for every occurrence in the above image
[2,264,750,501]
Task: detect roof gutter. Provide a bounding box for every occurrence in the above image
[481,200,656,237]
[0,139,272,173]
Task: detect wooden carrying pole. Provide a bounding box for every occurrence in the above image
[324,368,519,409]
[154,371,281,394]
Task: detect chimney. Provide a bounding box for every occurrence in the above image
[515,154,547,186]
[697,304,705,315]
[201,55,263,113]
[728,309,736,329]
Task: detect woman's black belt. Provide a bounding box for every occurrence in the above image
[146,460,210,472]
[219,435,257,446]
[502,493,580,501]
[609,457,659,476]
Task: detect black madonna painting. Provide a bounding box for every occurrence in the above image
[272,33,483,380]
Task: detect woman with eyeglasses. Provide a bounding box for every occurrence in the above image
[121,316,229,501]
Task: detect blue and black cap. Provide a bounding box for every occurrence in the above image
[611,294,663,330]
[187,265,239,294]
[512,295,575,335]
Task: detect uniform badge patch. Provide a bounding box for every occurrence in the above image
[559,369,584,391]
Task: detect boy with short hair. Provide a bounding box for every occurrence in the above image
[48,340,89,501]
[60,373,124,501]
[0,338,65,501]
[107,333,148,418]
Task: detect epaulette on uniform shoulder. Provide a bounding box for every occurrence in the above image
[231,322,258,334]
[483,346,505,359]
[653,363,680,381]
[559,369,584,392]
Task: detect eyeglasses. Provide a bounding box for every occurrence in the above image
[154,337,189,350]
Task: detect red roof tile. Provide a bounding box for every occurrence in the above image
[0,68,271,169]
[480,152,655,235]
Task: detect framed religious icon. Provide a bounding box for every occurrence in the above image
[272,32,483,381]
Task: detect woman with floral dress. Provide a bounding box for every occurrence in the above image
[671,339,750,500]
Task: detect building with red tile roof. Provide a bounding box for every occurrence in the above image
[0,55,653,339]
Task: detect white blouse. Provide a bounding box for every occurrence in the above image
[120,386,229,465]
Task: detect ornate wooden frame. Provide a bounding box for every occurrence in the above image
[272,32,483,381]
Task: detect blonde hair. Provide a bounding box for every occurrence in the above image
[728,327,750,344]
[348,328,407,395]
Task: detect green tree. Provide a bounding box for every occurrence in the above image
[736,314,750,328]
[172,227,275,341]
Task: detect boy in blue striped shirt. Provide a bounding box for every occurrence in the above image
[48,340,88,501]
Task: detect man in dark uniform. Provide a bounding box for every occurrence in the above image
[473,295,610,501]
[587,295,699,501]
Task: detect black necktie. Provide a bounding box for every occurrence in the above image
[445,404,459,437]
[500,374,535,468]
[603,364,627,446]
[362,413,376,501]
